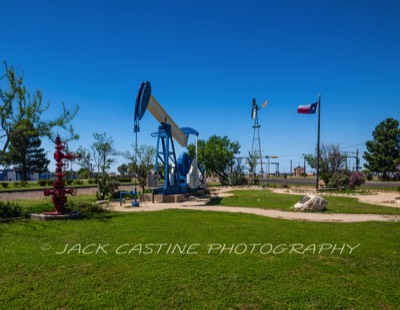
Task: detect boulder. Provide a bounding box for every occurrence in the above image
[292,195,328,212]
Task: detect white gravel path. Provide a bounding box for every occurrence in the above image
[110,200,400,223]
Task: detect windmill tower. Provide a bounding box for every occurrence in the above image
[251,98,267,175]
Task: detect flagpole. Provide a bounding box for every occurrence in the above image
[316,94,321,190]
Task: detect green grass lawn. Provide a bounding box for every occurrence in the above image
[0,211,399,309]
[7,194,98,214]
[208,189,400,215]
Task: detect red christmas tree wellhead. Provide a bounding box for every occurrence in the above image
[43,136,80,214]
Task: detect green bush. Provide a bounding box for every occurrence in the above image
[226,160,247,186]
[47,180,53,186]
[116,177,132,183]
[0,201,23,218]
[88,178,95,184]
[38,180,47,186]
[73,179,83,185]
[96,177,119,200]
[20,181,28,187]
[1,182,9,188]
[13,182,19,187]
[66,179,74,185]
[328,169,351,189]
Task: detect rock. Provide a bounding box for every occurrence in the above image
[94,200,109,205]
[292,195,328,212]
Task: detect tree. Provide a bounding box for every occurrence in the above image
[247,151,259,185]
[304,143,346,185]
[303,153,317,170]
[77,133,118,200]
[187,139,206,160]
[77,167,91,179]
[124,144,156,194]
[228,159,248,186]
[319,143,346,184]
[117,164,129,177]
[3,119,49,180]
[0,62,78,160]
[189,135,240,185]
[364,118,400,181]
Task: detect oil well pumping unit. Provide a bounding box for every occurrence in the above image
[134,81,204,196]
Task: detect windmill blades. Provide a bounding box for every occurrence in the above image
[251,108,257,120]
[261,99,268,108]
[251,98,258,119]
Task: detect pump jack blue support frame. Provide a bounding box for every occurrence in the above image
[152,123,188,195]
[134,81,195,196]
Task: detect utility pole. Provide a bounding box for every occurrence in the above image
[356,149,360,172]
[316,94,321,190]
[342,150,360,172]
[265,155,278,177]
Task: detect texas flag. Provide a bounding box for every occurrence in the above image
[297,102,318,114]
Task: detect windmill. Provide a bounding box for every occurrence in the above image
[251,98,267,175]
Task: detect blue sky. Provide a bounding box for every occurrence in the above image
[1,0,399,173]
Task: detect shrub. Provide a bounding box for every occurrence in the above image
[73,179,83,185]
[228,171,247,186]
[327,169,351,189]
[116,177,132,183]
[226,160,247,186]
[96,177,119,200]
[47,180,53,186]
[1,182,9,188]
[88,178,95,184]
[66,179,74,185]
[20,181,28,187]
[13,182,19,187]
[0,202,23,218]
[38,180,46,186]
[349,172,366,189]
